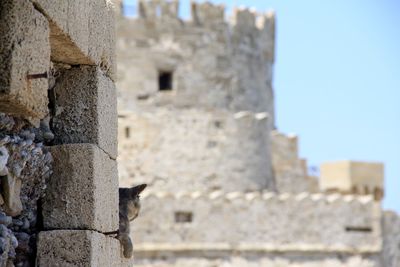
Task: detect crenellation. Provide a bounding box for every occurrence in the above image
[257,10,276,62]
[137,0,179,20]
[232,7,257,31]
[191,1,225,27]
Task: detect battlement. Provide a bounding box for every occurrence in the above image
[141,190,376,205]
[117,0,275,58]
[118,0,273,31]
[133,189,382,253]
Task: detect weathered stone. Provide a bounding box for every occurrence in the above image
[36,230,133,267]
[320,161,384,198]
[0,147,9,177]
[118,110,274,192]
[0,213,12,227]
[2,176,22,217]
[271,131,318,193]
[42,144,118,233]
[0,0,50,121]
[52,66,117,159]
[30,0,116,79]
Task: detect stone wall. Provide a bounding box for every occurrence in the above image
[133,191,381,252]
[271,131,318,193]
[118,109,274,192]
[0,0,129,265]
[381,211,400,267]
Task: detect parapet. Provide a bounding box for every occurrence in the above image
[117,0,275,59]
[133,190,381,254]
[191,1,225,27]
[138,0,179,19]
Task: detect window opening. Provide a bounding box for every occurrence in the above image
[345,226,372,233]
[125,127,130,138]
[158,71,173,91]
[175,211,193,223]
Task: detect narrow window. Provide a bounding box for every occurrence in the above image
[175,211,193,223]
[158,71,173,91]
[345,226,372,233]
[125,127,130,138]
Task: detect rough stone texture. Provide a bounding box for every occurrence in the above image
[42,144,118,233]
[118,109,274,192]
[320,161,384,198]
[30,0,116,79]
[52,66,118,159]
[116,2,275,128]
[382,211,400,267]
[0,0,50,121]
[133,191,381,251]
[271,131,318,193]
[2,176,22,217]
[36,230,133,267]
[0,113,54,266]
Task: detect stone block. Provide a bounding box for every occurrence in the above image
[52,66,117,159]
[42,144,118,233]
[0,0,50,121]
[37,230,134,267]
[30,0,116,79]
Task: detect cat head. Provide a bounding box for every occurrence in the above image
[130,184,147,198]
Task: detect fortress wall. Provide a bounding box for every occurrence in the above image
[118,109,274,192]
[382,211,400,267]
[116,1,275,127]
[271,131,318,193]
[132,191,381,252]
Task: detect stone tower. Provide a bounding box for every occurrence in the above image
[116,1,400,267]
[117,0,276,192]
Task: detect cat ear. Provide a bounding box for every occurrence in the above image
[131,184,147,196]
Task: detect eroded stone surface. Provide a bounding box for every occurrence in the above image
[42,144,118,233]
[0,0,50,121]
[52,66,117,159]
[2,175,22,217]
[37,230,133,267]
[30,0,116,79]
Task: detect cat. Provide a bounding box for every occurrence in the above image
[118,184,147,258]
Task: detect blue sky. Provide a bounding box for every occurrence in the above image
[123,0,399,213]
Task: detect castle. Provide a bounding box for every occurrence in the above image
[115,1,400,267]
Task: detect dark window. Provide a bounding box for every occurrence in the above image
[158,71,173,91]
[175,211,193,223]
[345,226,372,233]
[125,127,130,138]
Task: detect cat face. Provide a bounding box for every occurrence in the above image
[127,184,147,221]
